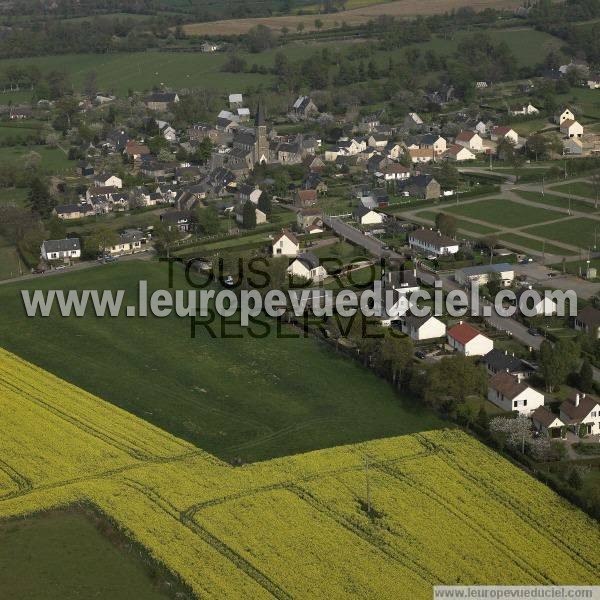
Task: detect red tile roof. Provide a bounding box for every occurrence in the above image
[456,131,477,142]
[447,322,483,345]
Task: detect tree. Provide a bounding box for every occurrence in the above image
[538,339,579,392]
[579,358,594,393]
[154,221,183,259]
[526,134,549,161]
[86,227,119,261]
[489,415,531,454]
[591,172,600,209]
[84,70,98,98]
[194,138,213,165]
[258,190,272,216]
[315,19,323,30]
[27,176,53,218]
[242,200,257,230]
[435,212,457,237]
[196,205,220,235]
[482,234,498,264]
[376,335,413,386]
[486,271,502,297]
[568,468,583,490]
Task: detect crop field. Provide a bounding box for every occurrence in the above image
[0,349,598,597]
[0,261,443,462]
[523,217,600,251]
[183,0,522,35]
[443,199,563,229]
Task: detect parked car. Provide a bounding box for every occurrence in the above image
[32,268,45,274]
[415,350,427,360]
[527,328,540,336]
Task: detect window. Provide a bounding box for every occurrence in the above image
[523,400,527,407]
[513,400,518,408]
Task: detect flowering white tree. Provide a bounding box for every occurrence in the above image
[489,415,531,454]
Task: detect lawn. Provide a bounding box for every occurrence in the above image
[0,235,21,281]
[523,218,600,250]
[514,190,597,214]
[0,145,74,175]
[0,511,170,599]
[551,181,599,201]
[443,198,563,229]
[498,233,571,256]
[414,210,499,235]
[0,187,27,207]
[0,261,444,462]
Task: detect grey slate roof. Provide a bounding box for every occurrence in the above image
[42,238,81,253]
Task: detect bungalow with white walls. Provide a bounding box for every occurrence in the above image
[41,238,81,262]
[455,131,483,152]
[287,252,327,282]
[559,392,600,436]
[560,119,584,139]
[554,108,575,125]
[408,228,459,256]
[509,103,539,116]
[353,205,384,226]
[531,406,565,439]
[94,173,123,189]
[487,371,544,415]
[272,230,299,257]
[400,315,446,341]
[447,322,493,357]
[408,148,434,164]
[491,126,519,145]
[445,144,476,162]
[455,263,514,288]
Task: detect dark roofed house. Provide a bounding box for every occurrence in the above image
[559,391,600,436]
[296,189,317,208]
[409,228,459,255]
[397,175,440,200]
[481,348,532,377]
[574,306,600,339]
[531,406,565,439]
[145,92,180,112]
[41,238,81,262]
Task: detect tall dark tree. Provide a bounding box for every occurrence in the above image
[27,177,53,218]
[242,200,257,230]
[258,190,272,216]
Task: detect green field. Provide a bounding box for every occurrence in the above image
[0,187,27,207]
[414,210,499,235]
[0,511,170,599]
[523,218,600,250]
[0,120,45,141]
[514,190,598,214]
[443,198,563,229]
[0,236,21,281]
[0,261,443,462]
[551,181,599,201]
[0,145,74,174]
[498,233,572,256]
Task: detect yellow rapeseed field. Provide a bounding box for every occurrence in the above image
[0,347,598,598]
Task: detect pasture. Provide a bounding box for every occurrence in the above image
[0,236,21,281]
[0,352,598,598]
[444,198,563,229]
[0,261,443,462]
[0,145,74,174]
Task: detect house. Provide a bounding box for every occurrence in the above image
[76,161,94,177]
[385,142,403,160]
[367,134,389,150]
[455,263,514,288]
[236,204,267,226]
[509,103,539,116]
[487,372,544,415]
[475,121,488,136]
[447,322,493,357]
[302,173,328,194]
[160,210,192,233]
[587,76,600,89]
[107,230,145,256]
[491,127,519,145]
[559,392,600,436]
[380,163,410,181]
[560,119,583,139]
[455,131,483,152]
[403,112,423,130]
[555,108,575,125]
[157,120,177,141]
[297,208,323,231]
[353,205,384,226]
[296,189,317,208]
[559,60,589,76]
[237,184,263,205]
[94,173,122,189]
[53,203,92,220]
[574,306,600,339]
[287,253,327,282]
[563,138,583,155]
[445,145,476,162]
[398,175,441,200]
[124,141,151,161]
[408,148,435,164]
[400,315,446,341]
[272,230,299,257]
[290,96,318,120]
[229,93,243,108]
[409,228,459,256]
[531,406,565,439]
[41,238,81,262]
[145,92,179,112]
[517,287,557,316]
[481,348,531,378]
[201,41,219,52]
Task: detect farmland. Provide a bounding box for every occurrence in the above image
[183,0,523,35]
[0,349,598,598]
[0,260,443,462]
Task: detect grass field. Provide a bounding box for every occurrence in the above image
[0,511,170,599]
[551,181,599,201]
[443,198,563,229]
[183,0,522,34]
[0,351,598,597]
[413,210,500,235]
[523,218,600,250]
[0,261,443,462]
[514,190,598,214]
[498,233,572,256]
[0,236,21,281]
[0,145,74,174]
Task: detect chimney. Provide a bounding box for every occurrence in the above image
[575,393,580,407]
[582,393,586,399]
[504,350,508,355]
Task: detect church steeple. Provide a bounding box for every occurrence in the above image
[256,99,265,127]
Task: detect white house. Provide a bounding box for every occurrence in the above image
[287,253,327,282]
[560,119,583,139]
[401,315,446,341]
[559,392,600,436]
[491,126,519,145]
[509,103,539,116]
[272,230,299,257]
[229,93,243,108]
[455,131,483,152]
[555,108,575,125]
[574,306,600,339]
[380,163,410,180]
[94,174,122,189]
[408,148,434,164]
[409,229,459,256]
[487,371,544,415]
[455,263,514,288]
[353,205,384,226]
[445,145,476,162]
[41,238,81,262]
[531,406,565,439]
[447,322,493,357]
[108,230,144,256]
[563,138,583,155]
